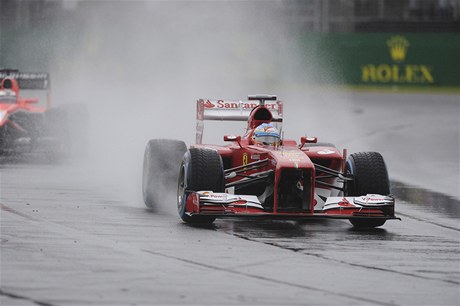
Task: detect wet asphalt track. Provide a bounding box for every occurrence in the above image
[1,92,459,306]
[1,162,459,306]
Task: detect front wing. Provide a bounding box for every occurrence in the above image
[183,191,400,221]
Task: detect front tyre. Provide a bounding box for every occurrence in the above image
[349,218,386,228]
[177,148,225,224]
[345,152,390,228]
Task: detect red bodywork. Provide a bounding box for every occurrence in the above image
[183,97,397,222]
[0,70,52,154]
[0,77,48,125]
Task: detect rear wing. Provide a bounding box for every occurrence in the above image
[196,98,283,144]
[0,69,50,90]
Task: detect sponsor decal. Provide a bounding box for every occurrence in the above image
[354,194,394,206]
[361,35,434,84]
[203,99,279,110]
[242,153,248,166]
[199,191,227,200]
[323,195,394,212]
[338,198,355,207]
[0,72,48,79]
[225,186,235,194]
[388,35,409,62]
[251,154,260,160]
[282,151,303,157]
[192,193,199,206]
[281,150,303,167]
[318,149,335,155]
[204,100,215,108]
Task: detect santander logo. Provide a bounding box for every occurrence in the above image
[338,198,355,207]
[204,100,215,108]
[203,99,278,110]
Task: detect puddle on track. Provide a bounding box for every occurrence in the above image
[391,180,460,220]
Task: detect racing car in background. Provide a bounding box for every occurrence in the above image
[0,69,88,160]
[143,95,399,228]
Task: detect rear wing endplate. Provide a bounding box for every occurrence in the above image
[0,69,50,90]
[196,98,283,144]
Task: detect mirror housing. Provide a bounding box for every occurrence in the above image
[301,136,317,144]
[299,136,317,148]
[224,135,242,148]
[224,135,241,142]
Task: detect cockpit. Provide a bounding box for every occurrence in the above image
[0,90,17,104]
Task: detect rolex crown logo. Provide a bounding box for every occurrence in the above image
[387,35,410,62]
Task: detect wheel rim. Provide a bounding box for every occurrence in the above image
[177,165,186,213]
[142,150,150,201]
[344,159,355,196]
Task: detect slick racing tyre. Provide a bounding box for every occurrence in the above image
[344,152,390,228]
[177,148,225,224]
[143,139,187,209]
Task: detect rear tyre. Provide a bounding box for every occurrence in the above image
[143,139,187,209]
[345,152,390,228]
[177,148,225,224]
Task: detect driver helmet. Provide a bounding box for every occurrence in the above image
[252,123,280,146]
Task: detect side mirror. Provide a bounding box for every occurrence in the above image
[224,135,242,148]
[300,136,317,148]
[224,135,241,142]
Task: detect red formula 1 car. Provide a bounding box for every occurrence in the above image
[0,69,88,159]
[143,95,399,228]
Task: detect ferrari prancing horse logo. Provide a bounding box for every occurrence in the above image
[242,153,248,166]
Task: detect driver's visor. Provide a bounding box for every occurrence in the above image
[254,135,280,145]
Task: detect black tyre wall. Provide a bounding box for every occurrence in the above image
[345,152,390,228]
[345,152,390,196]
[177,148,224,224]
[186,148,225,192]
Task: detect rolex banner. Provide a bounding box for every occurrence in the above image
[300,33,460,89]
